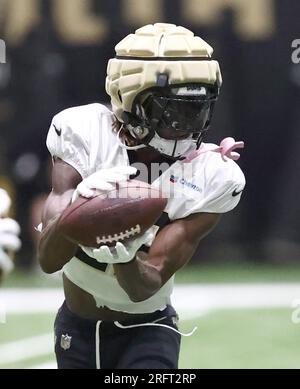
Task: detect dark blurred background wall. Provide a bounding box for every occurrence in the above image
[0,0,299,268]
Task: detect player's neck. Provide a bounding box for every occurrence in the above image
[128,148,176,166]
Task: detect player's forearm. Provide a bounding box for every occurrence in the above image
[38,215,78,274]
[113,226,193,302]
[38,190,78,274]
[113,255,162,302]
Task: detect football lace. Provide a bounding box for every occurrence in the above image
[96,224,141,245]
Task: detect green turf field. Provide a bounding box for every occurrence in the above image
[1,264,300,369]
[180,309,300,369]
[0,309,299,369]
[4,261,300,289]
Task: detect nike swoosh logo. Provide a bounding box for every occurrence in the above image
[232,188,243,197]
[53,124,61,136]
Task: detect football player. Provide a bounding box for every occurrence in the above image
[0,188,21,283]
[38,23,245,369]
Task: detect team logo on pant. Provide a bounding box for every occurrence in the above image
[60,334,72,350]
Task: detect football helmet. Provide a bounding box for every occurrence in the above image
[106,23,222,159]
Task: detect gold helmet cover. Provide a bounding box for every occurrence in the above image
[106,23,222,158]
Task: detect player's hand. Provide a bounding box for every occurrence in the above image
[73,166,137,200]
[81,227,156,264]
[0,218,21,275]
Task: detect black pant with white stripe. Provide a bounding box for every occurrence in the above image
[54,301,181,369]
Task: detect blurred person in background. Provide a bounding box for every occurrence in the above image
[0,141,21,282]
[38,24,245,369]
[0,188,21,283]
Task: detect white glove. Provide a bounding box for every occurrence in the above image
[74,166,137,200]
[81,227,157,264]
[0,218,21,275]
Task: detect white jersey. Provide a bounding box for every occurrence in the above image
[46,103,245,314]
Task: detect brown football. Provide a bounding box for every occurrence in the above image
[57,180,167,248]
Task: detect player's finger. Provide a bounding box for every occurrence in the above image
[93,246,113,262]
[77,183,95,198]
[93,181,115,192]
[115,242,130,261]
[110,166,137,176]
[105,173,130,183]
[228,151,240,160]
[144,229,155,243]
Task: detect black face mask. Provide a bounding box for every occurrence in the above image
[124,83,219,148]
[144,95,212,134]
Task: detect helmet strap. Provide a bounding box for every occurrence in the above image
[116,127,147,150]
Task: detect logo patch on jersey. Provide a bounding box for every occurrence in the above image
[60,334,72,350]
[170,174,201,193]
[53,124,62,137]
[232,188,243,197]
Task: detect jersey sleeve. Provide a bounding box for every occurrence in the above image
[46,107,90,178]
[163,156,246,220]
[199,161,246,213]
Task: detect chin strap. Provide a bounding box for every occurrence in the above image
[183,137,245,163]
[117,127,244,162]
[117,128,147,151]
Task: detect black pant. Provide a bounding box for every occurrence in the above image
[54,301,181,369]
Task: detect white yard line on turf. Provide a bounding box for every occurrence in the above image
[0,333,53,365]
[1,284,300,319]
[173,283,300,319]
[0,289,64,314]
